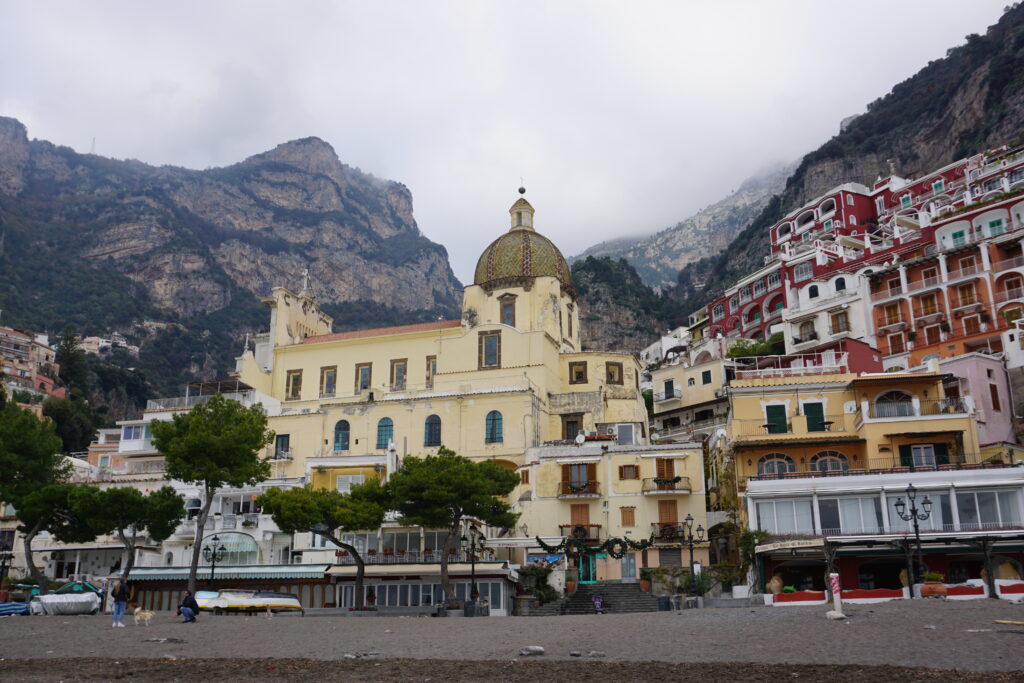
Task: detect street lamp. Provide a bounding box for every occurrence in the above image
[0,540,12,588]
[460,523,485,613]
[202,534,227,589]
[894,484,932,592]
[680,514,705,597]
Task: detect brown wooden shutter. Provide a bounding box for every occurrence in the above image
[620,507,635,527]
[561,464,571,485]
[656,458,675,479]
[618,465,624,479]
[571,504,590,525]
[658,500,678,524]
[586,463,597,481]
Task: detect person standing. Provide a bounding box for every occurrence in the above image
[110,581,129,628]
[177,590,199,623]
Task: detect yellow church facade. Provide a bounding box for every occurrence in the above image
[230,194,705,578]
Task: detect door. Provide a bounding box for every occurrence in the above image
[620,553,637,581]
[655,458,676,490]
[657,499,678,538]
[579,555,596,583]
[925,325,941,345]
[804,402,825,432]
[765,404,787,434]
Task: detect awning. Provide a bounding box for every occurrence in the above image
[484,536,564,548]
[127,564,330,581]
[327,562,513,579]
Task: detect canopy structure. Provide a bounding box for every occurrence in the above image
[127,565,330,581]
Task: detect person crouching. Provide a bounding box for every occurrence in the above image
[177,590,199,623]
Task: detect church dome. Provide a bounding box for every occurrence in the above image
[473,196,575,297]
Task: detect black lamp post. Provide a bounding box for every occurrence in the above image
[681,514,705,597]
[894,484,932,592]
[202,534,227,589]
[0,540,11,588]
[460,523,485,610]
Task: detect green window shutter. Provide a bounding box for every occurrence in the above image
[933,443,949,466]
[898,445,913,467]
[804,402,825,432]
[765,405,787,434]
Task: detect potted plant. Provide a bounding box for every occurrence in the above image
[366,587,376,606]
[639,568,652,592]
[939,322,951,333]
[907,331,917,341]
[565,567,579,594]
[920,571,947,597]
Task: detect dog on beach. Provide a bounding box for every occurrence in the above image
[133,607,155,626]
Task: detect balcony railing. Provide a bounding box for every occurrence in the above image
[863,397,968,419]
[746,454,1005,482]
[126,460,166,474]
[654,388,682,402]
[650,522,688,541]
[905,275,943,292]
[919,398,970,415]
[734,419,791,436]
[642,477,692,494]
[734,414,846,438]
[558,524,601,541]
[558,481,601,497]
[146,391,255,411]
[871,286,903,301]
[333,549,496,565]
[996,287,1024,303]
[947,263,981,281]
[993,255,1024,272]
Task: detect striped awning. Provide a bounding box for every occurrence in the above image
[127,564,330,581]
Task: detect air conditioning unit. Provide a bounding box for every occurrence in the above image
[606,427,616,436]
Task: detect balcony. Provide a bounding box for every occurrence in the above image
[861,397,968,420]
[333,549,496,565]
[650,522,686,542]
[654,388,682,402]
[905,275,943,293]
[871,286,903,302]
[558,524,601,542]
[146,390,255,412]
[946,263,982,282]
[746,453,1008,482]
[876,317,906,332]
[996,287,1024,303]
[734,414,846,439]
[642,477,692,494]
[558,481,601,498]
[126,460,166,475]
[993,255,1024,272]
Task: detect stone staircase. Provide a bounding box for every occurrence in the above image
[561,581,660,615]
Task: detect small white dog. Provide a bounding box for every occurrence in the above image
[133,606,155,626]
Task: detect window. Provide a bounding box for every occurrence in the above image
[567,305,574,339]
[957,283,977,306]
[804,402,825,432]
[562,414,583,440]
[964,316,981,335]
[989,384,1002,412]
[957,489,1021,530]
[569,361,588,384]
[286,370,303,400]
[756,499,814,535]
[478,332,501,368]
[500,295,516,327]
[834,277,846,292]
[883,303,900,325]
[606,362,623,385]
[739,286,751,303]
[897,443,944,467]
[876,391,914,417]
[376,418,394,449]
[320,366,337,397]
[887,493,952,532]
[274,434,290,459]
[764,405,788,434]
[830,310,850,334]
[753,280,766,296]
[424,415,442,447]
[989,218,1006,236]
[620,507,636,527]
[663,379,675,399]
[121,424,146,440]
[846,194,854,206]
[758,452,795,475]
[336,474,365,494]
[875,197,885,213]
[619,464,639,480]
[712,304,724,321]
[798,320,815,339]
[952,230,967,247]
[932,179,944,194]
[808,285,819,299]
[520,469,530,485]
[818,496,882,534]
[794,262,812,282]
[355,363,372,392]
[687,378,696,386]
[920,293,938,316]
[824,219,833,231]
[98,455,110,468]
[390,359,407,391]
[729,297,739,312]
[767,272,781,289]
[701,369,712,385]
[888,333,905,355]
[900,194,911,208]
[809,451,848,472]
[333,420,350,451]
[425,356,437,389]
[485,411,503,444]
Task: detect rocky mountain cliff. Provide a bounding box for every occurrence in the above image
[572,256,667,354]
[664,5,1024,315]
[0,119,462,393]
[571,162,794,290]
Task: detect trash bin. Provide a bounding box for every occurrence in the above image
[658,596,672,611]
[463,600,477,617]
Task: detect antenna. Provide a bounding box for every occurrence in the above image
[90,137,96,155]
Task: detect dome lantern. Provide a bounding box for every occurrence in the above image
[510,197,535,231]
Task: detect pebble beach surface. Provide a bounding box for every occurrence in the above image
[1,599,1023,680]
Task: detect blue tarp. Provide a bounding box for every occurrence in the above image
[0,602,31,616]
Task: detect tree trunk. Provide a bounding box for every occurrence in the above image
[440,525,460,607]
[22,518,48,595]
[117,528,137,581]
[187,487,215,594]
[326,537,365,608]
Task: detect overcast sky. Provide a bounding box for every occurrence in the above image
[0,1,1010,283]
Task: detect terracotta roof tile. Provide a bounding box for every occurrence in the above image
[302,319,462,344]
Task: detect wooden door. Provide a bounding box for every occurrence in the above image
[655,458,675,490]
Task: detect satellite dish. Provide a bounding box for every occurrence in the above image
[574,432,586,446]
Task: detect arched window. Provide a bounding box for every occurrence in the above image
[164,552,173,566]
[758,453,795,476]
[809,451,849,472]
[808,285,819,299]
[712,304,724,321]
[835,277,846,292]
[799,320,815,339]
[333,420,350,451]
[376,417,394,449]
[424,415,441,447]
[485,411,503,444]
[875,391,914,417]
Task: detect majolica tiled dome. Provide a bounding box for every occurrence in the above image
[473,197,575,297]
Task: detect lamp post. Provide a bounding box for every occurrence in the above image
[0,540,11,589]
[202,534,227,589]
[894,484,932,593]
[680,514,705,597]
[460,523,485,614]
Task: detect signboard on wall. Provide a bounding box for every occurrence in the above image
[526,553,567,569]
